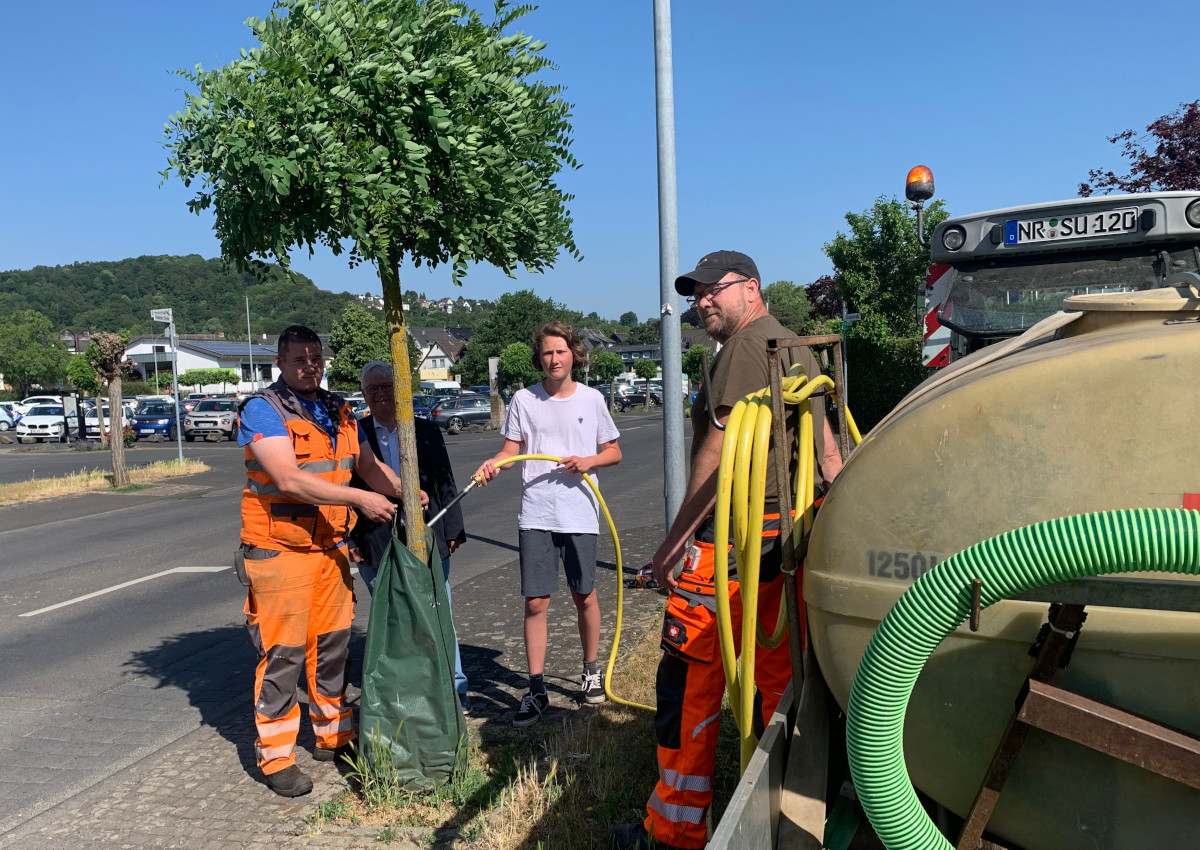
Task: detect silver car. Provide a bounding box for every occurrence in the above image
[183,398,239,441]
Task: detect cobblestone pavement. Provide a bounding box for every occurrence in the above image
[0,526,670,849]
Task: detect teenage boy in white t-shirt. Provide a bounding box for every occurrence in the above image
[475,321,622,726]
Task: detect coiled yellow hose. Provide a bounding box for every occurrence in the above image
[486,454,654,712]
[713,364,860,771]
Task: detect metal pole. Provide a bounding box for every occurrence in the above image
[245,295,255,393]
[170,323,183,464]
[653,0,686,529]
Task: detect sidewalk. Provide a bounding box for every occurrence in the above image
[0,525,671,850]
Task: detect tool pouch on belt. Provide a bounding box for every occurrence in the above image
[661,542,721,665]
[234,543,280,586]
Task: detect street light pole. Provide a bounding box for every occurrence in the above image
[653,0,686,530]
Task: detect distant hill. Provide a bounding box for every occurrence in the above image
[0,255,356,337]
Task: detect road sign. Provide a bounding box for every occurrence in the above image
[150,308,173,323]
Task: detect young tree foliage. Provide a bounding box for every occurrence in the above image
[1080,101,1200,196]
[498,341,539,389]
[824,196,947,431]
[588,348,624,412]
[0,310,68,396]
[328,302,390,388]
[163,0,580,557]
[633,358,658,411]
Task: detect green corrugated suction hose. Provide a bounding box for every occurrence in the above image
[846,508,1200,850]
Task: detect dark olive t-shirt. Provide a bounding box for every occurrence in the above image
[691,314,830,499]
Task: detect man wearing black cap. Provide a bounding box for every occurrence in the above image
[610,252,842,850]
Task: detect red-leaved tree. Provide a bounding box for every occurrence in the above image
[1079,101,1200,196]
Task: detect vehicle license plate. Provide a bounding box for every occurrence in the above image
[1005,207,1138,245]
[139,428,154,434]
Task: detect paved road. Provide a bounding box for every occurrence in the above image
[0,408,676,839]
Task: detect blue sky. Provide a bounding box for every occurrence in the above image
[2,0,1197,324]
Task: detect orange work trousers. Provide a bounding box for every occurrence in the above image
[645,539,792,849]
[243,545,356,775]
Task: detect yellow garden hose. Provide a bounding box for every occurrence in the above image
[483,454,654,712]
[712,364,860,771]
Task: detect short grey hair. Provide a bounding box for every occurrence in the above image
[360,360,393,388]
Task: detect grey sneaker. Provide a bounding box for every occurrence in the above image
[513,690,549,727]
[581,668,605,704]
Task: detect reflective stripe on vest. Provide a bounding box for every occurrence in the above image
[648,789,706,825]
[240,388,359,551]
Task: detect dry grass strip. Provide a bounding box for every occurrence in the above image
[0,459,211,505]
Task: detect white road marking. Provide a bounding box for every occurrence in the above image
[20,566,230,617]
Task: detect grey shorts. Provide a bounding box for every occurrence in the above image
[518,530,598,598]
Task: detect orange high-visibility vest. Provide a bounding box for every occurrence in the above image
[240,385,359,551]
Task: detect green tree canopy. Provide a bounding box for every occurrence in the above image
[163,0,579,287]
[824,196,947,430]
[498,341,540,389]
[619,311,638,327]
[329,302,390,388]
[681,344,710,387]
[455,290,581,385]
[0,310,68,396]
[66,352,102,396]
[164,0,584,559]
[627,319,660,345]
[633,357,658,410]
[763,280,812,335]
[589,348,624,410]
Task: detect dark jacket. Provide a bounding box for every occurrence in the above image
[349,415,466,566]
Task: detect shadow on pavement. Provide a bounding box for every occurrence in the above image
[121,622,372,777]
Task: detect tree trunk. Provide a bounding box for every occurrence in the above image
[644,377,651,411]
[96,389,108,448]
[108,377,129,488]
[379,251,427,564]
[609,380,615,414]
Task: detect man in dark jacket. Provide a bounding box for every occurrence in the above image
[349,360,471,713]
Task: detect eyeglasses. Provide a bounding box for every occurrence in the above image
[363,383,395,396]
[687,278,748,307]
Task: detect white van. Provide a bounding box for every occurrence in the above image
[419,380,462,396]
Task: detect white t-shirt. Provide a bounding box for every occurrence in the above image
[502,382,620,534]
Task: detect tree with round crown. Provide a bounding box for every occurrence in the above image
[163,0,580,558]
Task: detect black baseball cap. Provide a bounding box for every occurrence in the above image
[674,250,761,296]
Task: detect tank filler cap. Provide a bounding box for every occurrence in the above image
[1063,284,1200,313]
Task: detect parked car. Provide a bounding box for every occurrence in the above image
[428,395,492,434]
[15,395,63,416]
[350,400,371,420]
[0,406,14,431]
[84,404,138,438]
[411,394,435,420]
[183,398,239,441]
[15,405,77,442]
[468,385,510,402]
[131,401,181,440]
[616,391,662,412]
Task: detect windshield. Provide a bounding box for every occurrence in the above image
[194,400,235,412]
[28,406,62,416]
[140,404,174,415]
[941,246,1200,337]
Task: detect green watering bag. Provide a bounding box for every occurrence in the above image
[359,529,465,790]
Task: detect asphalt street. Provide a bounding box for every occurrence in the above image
[0,408,675,838]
